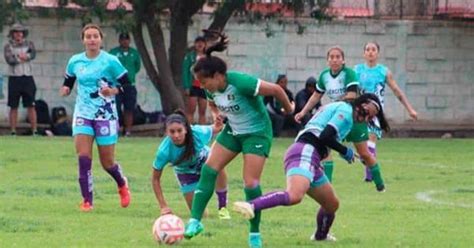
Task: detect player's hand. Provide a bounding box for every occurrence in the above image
[160,207,172,216]
[294,112,305,124]
[59,86,71,97]
[340,147,355,164]
[100,86,118,97]
[409,109,418,120]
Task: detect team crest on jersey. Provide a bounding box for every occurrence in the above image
[227,94,235,101]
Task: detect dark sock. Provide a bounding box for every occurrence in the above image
[245,185,262,233]
[250,191,290,211]
[215,189,228,209]
[191,164,218,220]
[322,161,334,182]
[105,164,126,187]
[78,156,93,205]
[315,208,335,240]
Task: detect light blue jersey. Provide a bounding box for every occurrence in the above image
[296,101,353,142]
[66,50,127,121]
[153,125,213,174]
[354,63,388,107]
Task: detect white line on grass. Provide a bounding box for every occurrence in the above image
[415,190,474,209]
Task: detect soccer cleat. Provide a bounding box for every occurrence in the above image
[248,233,262,248]
[118,177,131,208]
[218,207,231,220]
[376,184,386,192]
[310,232,337,242]
[184,219,204,239]
[79,201,93,212]
[232,201,255,220]
[364,178,373,182]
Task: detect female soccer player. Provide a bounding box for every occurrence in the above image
[354,42,417,181]
[60,24,131,212]
[152,110,230,219]
[183,32,294,248]
[294,46,358,183]
[233,93,390,242]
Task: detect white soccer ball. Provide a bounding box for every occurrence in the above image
[152,214,185,245]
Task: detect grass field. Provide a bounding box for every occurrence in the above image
[0,137,473,247]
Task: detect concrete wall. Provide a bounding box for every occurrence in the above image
[0,16,473,124]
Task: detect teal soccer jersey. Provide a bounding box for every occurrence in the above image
[296,101,354,142]
[153,125,213,174]
[354,63,388,107]
[206,71,270,134]
[66,50,127,121]
[317,66,359,102]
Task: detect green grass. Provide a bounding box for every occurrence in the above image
[0,137,473,247]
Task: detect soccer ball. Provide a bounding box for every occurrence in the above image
[152,214,185,245]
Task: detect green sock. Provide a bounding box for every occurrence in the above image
[322,161,334,182]
[370,163,384,187]
[244,185,262,233]
[191,164,218,221]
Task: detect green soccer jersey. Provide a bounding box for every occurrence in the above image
[317,66,359,102]
[206,71,270,134]
[109,46,141,84]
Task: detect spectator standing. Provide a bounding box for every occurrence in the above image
[264,74,295,137]
[109,33,141,136]
[182,36,207,124]
[4,23,38,136]
[294,76,320,127]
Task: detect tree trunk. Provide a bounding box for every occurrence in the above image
[208,0,246,31]
[144,14,184,114]
[169,0,205,90]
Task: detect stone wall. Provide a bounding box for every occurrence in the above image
[0,16,473,124]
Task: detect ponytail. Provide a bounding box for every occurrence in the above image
[193,30,229,78]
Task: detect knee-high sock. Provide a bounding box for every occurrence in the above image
[244,185,262,233]
[215,188,228,209]
[250,191,290,211]
[315,208,335,240]
[78,156,93,205]
[191,164,218,220]
[365,141,377,180]
[105,164,126,187]
[370,163,384,187]
[322,161,334,182]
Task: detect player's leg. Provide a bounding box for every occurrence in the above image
[197,94,207,125]
[354,141,385,192]
[321,154,335,182]
[74,132,94,211]
[306,181,339,241]
[215,169,230,219]
[184,140,238,239]
[96,119,130,208]
[186,95,198,124]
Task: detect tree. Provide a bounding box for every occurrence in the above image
[1,0,329,114]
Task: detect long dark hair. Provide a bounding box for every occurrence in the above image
[352,93,390,132]
[193,31,229,78]
[165,110,195,164]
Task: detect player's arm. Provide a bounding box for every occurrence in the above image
[386,71,418,120]
[258,80,294,114]
[353,141,376,166]
[100,73,131,97]
[295,91,323,123]
[320,125,354,164]
[152,169,172,215]
[60,73,76,97]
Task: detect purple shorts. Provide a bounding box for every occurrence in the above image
[284,142,329,188]
[175,173,201,194]
[72,116,119,146]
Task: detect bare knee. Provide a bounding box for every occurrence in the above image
[99,156,114,168]
[324,198,339,213]
[287,188,305,205]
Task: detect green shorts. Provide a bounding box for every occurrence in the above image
[216,124,273,157]
[345,122,369,143]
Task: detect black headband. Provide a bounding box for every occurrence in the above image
[166,114,187,126]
